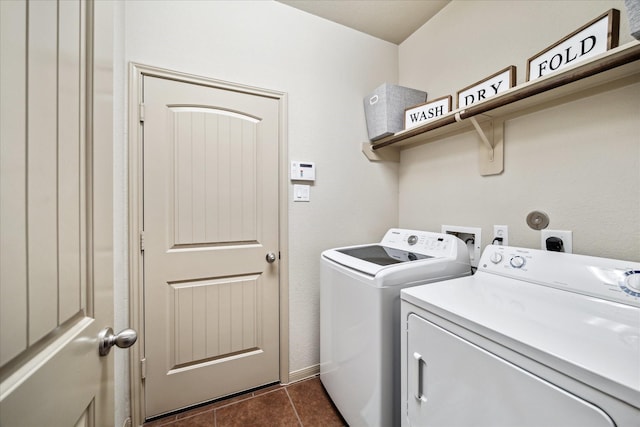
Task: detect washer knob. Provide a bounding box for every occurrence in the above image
[408,235,418,245]
[490,252,503,264]
[510,256,526,268]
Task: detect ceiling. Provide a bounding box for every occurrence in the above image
[277,0,450,44]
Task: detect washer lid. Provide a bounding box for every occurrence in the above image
[401,274,640,408]
[323,245,435,276]
[337,245,432,265]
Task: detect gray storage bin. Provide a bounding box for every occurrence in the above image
[364,83,427,141]
[625,0,640,40]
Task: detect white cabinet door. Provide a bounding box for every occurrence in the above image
[406,314,615,427]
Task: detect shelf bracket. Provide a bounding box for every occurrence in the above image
[468,116,495,161]
[456,112,504,175]
[362,142,400,162]
[478,117,504,176]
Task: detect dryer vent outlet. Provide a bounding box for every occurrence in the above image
[441,225,482,268]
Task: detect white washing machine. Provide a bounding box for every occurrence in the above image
[401,245,640,427]
[320,228,471,427]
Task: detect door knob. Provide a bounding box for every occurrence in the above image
[266,252,277,263]
[98,327,138,356]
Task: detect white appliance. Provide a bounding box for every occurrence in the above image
[320,228,471,427]
[401,245,640,427]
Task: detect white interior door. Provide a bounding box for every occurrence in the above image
[0,1,115,425]
[142,75,281,417]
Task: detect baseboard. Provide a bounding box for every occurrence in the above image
[287,364,320,384]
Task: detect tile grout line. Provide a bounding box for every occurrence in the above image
[211,387,289,426]
[145,390,256,426]
[284,386,304,426]
[146,381,323,426]
[211,390,260,426]
[211,392,256,410]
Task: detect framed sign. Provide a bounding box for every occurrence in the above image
[405,95,452,130]
[527,9,620,81]
[457,66,516,109]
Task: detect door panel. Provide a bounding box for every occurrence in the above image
[26,0,60,344]
[170,107,259,246]
[143,76,280,417]
[58,0,85,321]
[170,275,260,366]
[0,0,28,366]
[0,1,114,425]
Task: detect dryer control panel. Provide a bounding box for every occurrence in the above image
[478,245,640,307]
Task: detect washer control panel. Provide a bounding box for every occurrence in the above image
[479,245,640,307]
[381,228,461,256]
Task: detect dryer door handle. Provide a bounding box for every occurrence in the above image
[413,352,428,403]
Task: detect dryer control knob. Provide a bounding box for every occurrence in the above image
[510,256,526,269]
[490,252,503,264]
[624,271,640,292]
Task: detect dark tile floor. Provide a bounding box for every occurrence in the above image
[143,376,347,427]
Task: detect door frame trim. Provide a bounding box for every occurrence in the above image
[127,63,289,425]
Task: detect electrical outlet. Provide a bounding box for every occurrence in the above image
[493,225,508,246]
[541,229,572,253]
[441,225,482,268]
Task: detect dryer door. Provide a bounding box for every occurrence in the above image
[406,314,615,427]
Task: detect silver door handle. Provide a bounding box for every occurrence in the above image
[98,327,138,356]
[266,252,277,263]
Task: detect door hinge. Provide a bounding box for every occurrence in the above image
[139,231,145,252]
[139,103,145,122]
[140,358,147,380]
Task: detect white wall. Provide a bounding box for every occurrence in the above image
[119,0,398,393]
[398,0,640,261]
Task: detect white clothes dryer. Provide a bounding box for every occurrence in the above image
[320,228,471,427]
[401,245,640,427]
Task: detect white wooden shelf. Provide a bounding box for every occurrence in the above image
[363,41,640,174]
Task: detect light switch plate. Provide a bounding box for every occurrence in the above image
[293,184,310,202]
